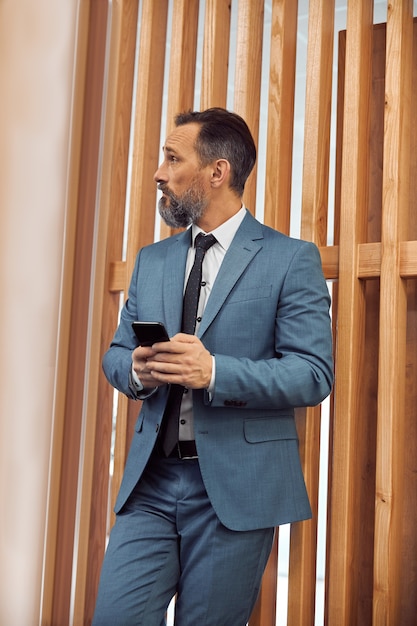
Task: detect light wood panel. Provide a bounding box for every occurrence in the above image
[160,0,200,241]
[286,0,335,622]
[263,0,298,234]
[373,1,413,623]
[250,4,298,621]
[249,533,279,626]
[326,1,374,624]
[234,0,264,213]
[72,2,140,622]
[42,2,111,623]
[111,0,169,523]
[40,1,93,623]
[200,0,231,108]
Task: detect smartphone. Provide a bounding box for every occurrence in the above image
[132,321,170,346]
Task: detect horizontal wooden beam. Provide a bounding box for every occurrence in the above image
[357,240,417,279]
[108,240,417,293]
[321,241,417,281]
[400,240,417,278]
[320,246,339,281]
[357,242,381,279]
[108,260,126,293]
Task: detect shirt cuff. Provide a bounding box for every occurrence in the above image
[131,364,144,391]
[207,355,216,395]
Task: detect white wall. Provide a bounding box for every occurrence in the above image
[0,1,79,623]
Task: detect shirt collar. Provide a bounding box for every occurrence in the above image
[191,206,247,252]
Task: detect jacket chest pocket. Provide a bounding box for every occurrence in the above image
[227,284,272,305]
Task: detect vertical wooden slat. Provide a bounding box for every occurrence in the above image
[373,1,413,623]
[125,0,168,258]
[288,407,320,625]
[400,20,417,623]
[71,1,139,623]
[40,2,93,623]
[326,1,374,624]
[264,0,298,235]
[200,0,231,109]
[249,533,279,626]
[165,0,200,127]
[111,0,169,513]
[250,4,297,621]
[299,0,334,248]
[355,22,384,623]
[42,2,110,623]
[287,2,334,623]
[250,3,298,623]
[159,0,200,240]
[233,0,264,213]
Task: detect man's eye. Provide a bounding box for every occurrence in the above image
[168,155,178,162]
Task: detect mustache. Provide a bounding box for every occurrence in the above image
[157,183,171,195]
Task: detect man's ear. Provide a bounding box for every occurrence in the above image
[210,159,230,188]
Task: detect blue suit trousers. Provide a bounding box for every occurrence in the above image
[93,453,274,626]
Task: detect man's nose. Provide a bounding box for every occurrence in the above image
[153,162,166,183]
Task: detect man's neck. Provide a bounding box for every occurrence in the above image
[195,196,243,232]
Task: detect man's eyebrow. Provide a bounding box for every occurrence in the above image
[162,144,177,155]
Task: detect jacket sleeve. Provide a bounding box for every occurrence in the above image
[102,251,142,398]
[210,242,334,410]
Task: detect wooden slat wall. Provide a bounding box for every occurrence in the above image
[43,1,417,624]
[327,5,417,626]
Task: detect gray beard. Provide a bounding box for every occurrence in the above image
[157,186,208,228]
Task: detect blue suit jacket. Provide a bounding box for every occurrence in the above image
[103,210,333,531]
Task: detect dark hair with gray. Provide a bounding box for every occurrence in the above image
[174,107,256,196]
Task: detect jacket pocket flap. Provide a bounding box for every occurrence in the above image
[244,416,298,443]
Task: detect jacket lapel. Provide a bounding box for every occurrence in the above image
[198,212,264,338]
[162,228,191,336]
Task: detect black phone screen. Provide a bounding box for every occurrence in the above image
[132,321,170,346]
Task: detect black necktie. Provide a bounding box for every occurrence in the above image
[182,233,217,333]
[161,233,217,456]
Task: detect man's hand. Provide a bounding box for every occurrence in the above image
[144,333,213,389]
[132,345,166,389]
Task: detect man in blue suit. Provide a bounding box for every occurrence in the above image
[93,108,333,625]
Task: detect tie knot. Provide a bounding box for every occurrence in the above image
[194,232,217,252]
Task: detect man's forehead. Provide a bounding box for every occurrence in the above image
[163,122,200,154]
